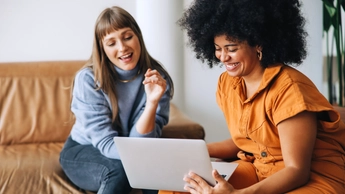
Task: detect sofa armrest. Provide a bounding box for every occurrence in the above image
[162,103,205,139]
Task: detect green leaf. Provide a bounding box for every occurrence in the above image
[340,0,345,11]
[323,1,335,32]
[322,0,335,5]
[324,1,337,17]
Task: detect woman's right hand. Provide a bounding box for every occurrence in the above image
[142,68,167,104]
[184,170,237,194]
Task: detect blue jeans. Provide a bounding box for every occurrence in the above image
[60,136,158,194]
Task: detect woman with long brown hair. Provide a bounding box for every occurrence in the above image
[60,6,173,194]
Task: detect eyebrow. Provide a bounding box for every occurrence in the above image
[214,43,238,47]
[103,29,133,42]
[104,37,113,42]
[121,29,133,35]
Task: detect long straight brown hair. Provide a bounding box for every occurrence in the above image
[83,6,174,123]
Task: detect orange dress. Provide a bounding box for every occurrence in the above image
[159,64,345,194]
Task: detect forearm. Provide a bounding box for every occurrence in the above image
[135,101,159,134]
[207,138,240,159]
[240,166,309,194]
[240,111,316,193]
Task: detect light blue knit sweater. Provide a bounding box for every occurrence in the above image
[70,64,171,159]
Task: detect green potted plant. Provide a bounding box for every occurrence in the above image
[322,0,345,106]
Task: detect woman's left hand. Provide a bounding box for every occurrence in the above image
[142,68,167,104]
[184,169,236,194]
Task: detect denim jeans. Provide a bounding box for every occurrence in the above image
[60,136,158,194]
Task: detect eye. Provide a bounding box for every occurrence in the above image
[124,35,133,41]
[226,46,238,52]
[107,42,115,46]
[214,46,221,51]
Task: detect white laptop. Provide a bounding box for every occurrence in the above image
[114,137,238,192]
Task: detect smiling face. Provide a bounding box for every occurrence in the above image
[102,27,141,71]
[214,35,263,79]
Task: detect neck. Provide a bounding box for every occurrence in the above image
[243,66,264,99]
[114,64,141,83]
[118,69,141,83]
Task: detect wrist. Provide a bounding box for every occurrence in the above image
[145,101,159,110]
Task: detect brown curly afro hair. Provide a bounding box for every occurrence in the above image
[178,0,308,68]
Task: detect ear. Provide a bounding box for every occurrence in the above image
[256,45,263,61]
[256,45,263,52]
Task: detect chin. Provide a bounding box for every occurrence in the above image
[123,64,138,71]
[226,71,238,77]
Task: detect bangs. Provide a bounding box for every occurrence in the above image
[96,9,134,40]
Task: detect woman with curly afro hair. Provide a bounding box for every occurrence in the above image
[159,0,345,193]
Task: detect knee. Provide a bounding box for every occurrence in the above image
[229,160,258,189]
[101,160,130,186]
[103,160,127,179]
[98,160,131,193]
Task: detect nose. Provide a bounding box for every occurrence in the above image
[118,41,127,51]
[219,50,230,62]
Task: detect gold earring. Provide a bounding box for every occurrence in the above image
[257,50,262,61]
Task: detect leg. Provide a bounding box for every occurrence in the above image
[286,172,345,194]
[59,136,132,194]
[158,160,258,194]
[228,160,258,189]
[142,189,158,194]
[158,191,187,194]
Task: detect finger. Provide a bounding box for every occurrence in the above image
[144,72,158,81]
[184,184,196,193]
[144,68,159,76]
[143,77,167,86]
[183,175,198,193]
[213,169,225,183]
[144,68,151,76]
[187,171,209,189]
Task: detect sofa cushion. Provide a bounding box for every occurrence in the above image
[0,143,83,194]
[0,61,84,145]
[162,103,205,139]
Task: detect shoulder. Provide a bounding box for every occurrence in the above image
[267,65,331,122]
[278,65,315,87]
[74,67,95,85]
[265,64,318,95]
[73,67,98,92]
[75,67,94,79]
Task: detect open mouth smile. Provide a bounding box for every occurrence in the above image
[225,62,240,71]
[119,53,133,63]
[120,53,132,60]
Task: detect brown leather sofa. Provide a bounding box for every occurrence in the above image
[0,61,205,194]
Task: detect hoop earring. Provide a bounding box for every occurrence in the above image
[257,50,262,61]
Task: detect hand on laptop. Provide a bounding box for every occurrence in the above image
[183,169,235,194]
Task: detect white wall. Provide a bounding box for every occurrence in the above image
[298,0,323,94]
[135,0,185,109]
[0,0,137,62]
[0,0,323,143]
